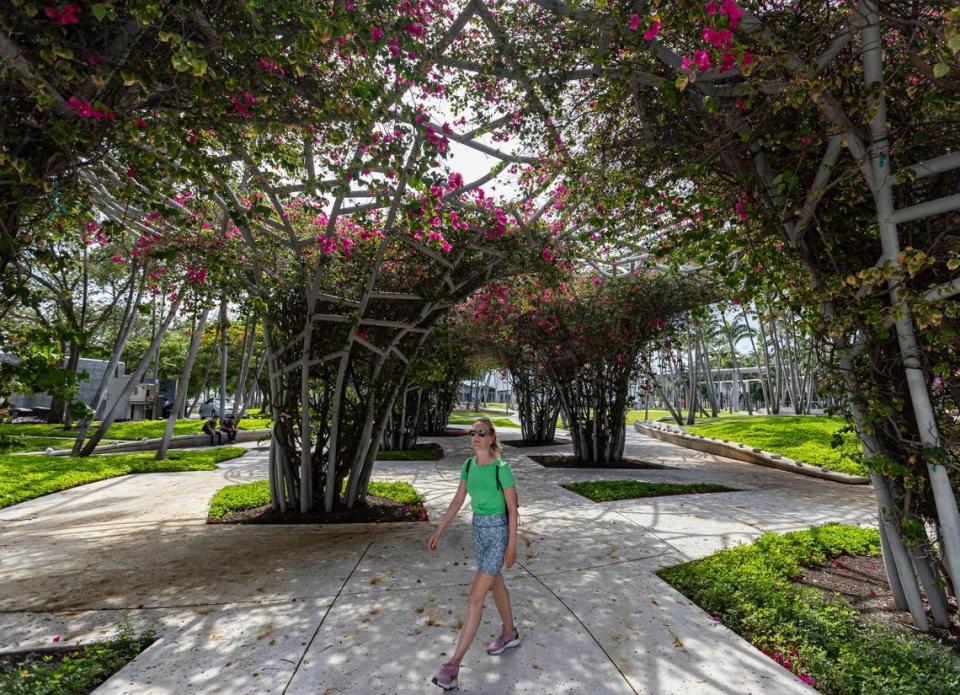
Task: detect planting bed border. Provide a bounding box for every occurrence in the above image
[635,422,868,484]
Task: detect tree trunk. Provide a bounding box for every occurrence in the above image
[80,291,184,456]
[218,296,229,421]
[71,265,145,455]
[232,317,256,418]
[156,308,209,460]
[858,2,960,600]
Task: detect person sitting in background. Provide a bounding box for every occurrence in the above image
[202,416,222,445]
[221,415,238,442]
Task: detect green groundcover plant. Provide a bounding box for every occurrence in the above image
[659,525,960,694]
[0,623,154,695]
[684,416,867,476]
[0,448,245,509]
[563,480,735,502]
[375,447,444,461]
[208,479,425,520]
[447,412,516,429]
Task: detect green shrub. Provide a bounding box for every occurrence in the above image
[0,623,154,695]
[208,479,271,520]
[366,480,423,505]
[207,479,424,520]
[659,524,960,694]
[376,447,443,461]
[562,480,735,502]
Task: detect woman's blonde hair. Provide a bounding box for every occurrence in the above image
[474,417,502,457]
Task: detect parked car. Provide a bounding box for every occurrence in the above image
[198,399,235,419]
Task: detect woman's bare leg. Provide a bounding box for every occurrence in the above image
[450,572,497,664]
[490,574,515,636]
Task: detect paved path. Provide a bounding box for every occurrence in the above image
[0,431,876,694]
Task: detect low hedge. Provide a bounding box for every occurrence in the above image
[208,479,425,520]
[0,624,154,694]
[563,480,735,502]
[658,524,960,694]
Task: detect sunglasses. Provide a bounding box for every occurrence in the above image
[468,429,489,437]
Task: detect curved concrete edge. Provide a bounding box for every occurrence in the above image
[634,421,869,485]
[45,429,272,456]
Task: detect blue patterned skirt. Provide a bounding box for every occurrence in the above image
[473,513,508,576]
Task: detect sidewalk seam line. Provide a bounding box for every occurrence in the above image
[518,560,639,695]
[281,540,373,695]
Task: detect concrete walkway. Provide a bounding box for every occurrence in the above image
[0,431,877,694]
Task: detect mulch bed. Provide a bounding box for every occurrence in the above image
[211,495,429,525]
[502,438,571,448]
[799,554,960,656]
[528,454,671,469]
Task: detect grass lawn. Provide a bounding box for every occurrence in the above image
[684,415,866,476]
[0,624,154,695]
[0,417,271,443]
[208,479,424,520]
[0,447,245,509]
[626,409,675,424]
[563,480,736,502]
[448,412,517,428]
[0,435,81,454]
[659,525,960,694]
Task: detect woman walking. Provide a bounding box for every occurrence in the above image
[427,418,520,690]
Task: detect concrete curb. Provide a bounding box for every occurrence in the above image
[45,429,272,456]
[634,421,869,485]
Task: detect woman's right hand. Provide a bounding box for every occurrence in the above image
[427,530,441,553]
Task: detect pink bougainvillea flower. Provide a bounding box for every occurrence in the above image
[404,23,424,38]
[735,194,750,220]
[52,636,61,643]
[447,172,464,190]
[703,27,734,48]
[643,20,661,41]
[711,615,722,622]
[319,236,338,254]
[705,1,719,15]
[126,164,137,178]
[799,675,815,686]
[681,54,693,71]
[720,0,745,29]
[694,50,712,71]
[628,13,641,31]
[83,220,99,233]
[371,26,384,43]
[44,4,81,25]
[66,96,95,118]
[541,247,556,262]
[230,92,255,119]
[741,50,753,66]
[720,50,736,71]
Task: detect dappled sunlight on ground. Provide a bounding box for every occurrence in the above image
[0,431,875,693]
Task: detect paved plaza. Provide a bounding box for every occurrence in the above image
[0,431,876,694]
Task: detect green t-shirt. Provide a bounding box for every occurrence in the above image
[460,457,516,515]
